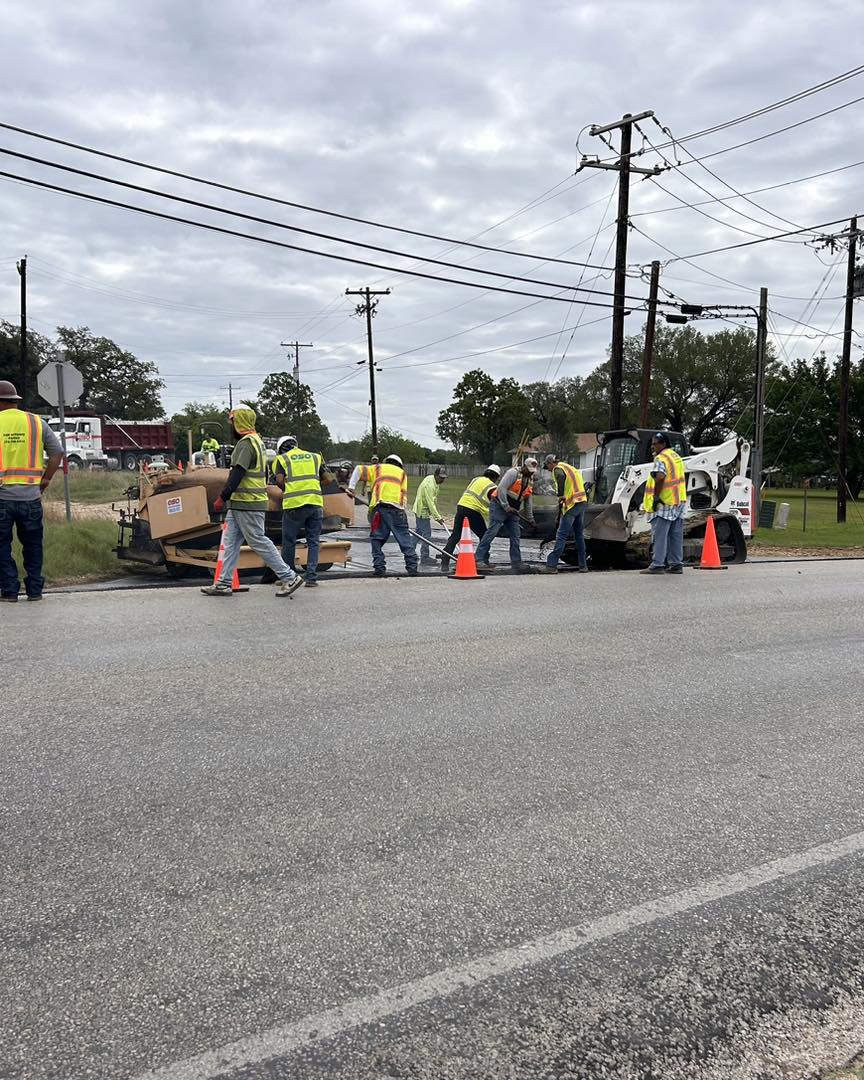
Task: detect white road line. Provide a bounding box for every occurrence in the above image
[135,828,864,1080]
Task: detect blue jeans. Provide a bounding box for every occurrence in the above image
[650,514,684,569]
[218,510,295,586]
[475,501,521,566]
[282,505,323,583]
[547,503,586,569]
[370,504,418,574]
[0,498,44,598]
[414,516,433,560]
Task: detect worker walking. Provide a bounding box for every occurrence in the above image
[273,435,332,588]
[412,465,447,565]
[640,431,687,575]
[349,454,418,577]
[0,381,63,602]
[201,407,303,597]
[474,458,537,572]
[540,454,589,573]
[440,465,500,570]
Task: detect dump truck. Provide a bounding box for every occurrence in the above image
[554,428,752,567]
[47,413,174,471]
[115,464,352,577]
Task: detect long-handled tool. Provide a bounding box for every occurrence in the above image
[354,494,457,562]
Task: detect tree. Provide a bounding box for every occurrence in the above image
[247,372,331,453]
[523,376,594,454]
[357,425,429,463]
[56,326,165,418]
[169,401,231,462]
[436,370,535,461]
[0,321,55,407]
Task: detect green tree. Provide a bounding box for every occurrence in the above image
[358,426,430,462]
[0,321,55,408]
[523,376,595,454]
[56,326,165,418]
[247,372,331,453]
[436,369,535,461]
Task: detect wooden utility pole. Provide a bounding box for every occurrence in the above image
[751,287,769,523]
[220,382,244,410]
[16,256,27,408]
[580,111,662,428]
[639,260,660,427]
[837,215,858,524]
[280,340,314,440]
[346,286,390,458]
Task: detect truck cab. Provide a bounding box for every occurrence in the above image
[46,417,108,469]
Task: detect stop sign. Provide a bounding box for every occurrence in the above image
[37,361,84,408]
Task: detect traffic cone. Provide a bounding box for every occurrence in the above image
[449,518,484,581]
[212,521,227,584]
[695,515,727,570]
[177,460,184,473]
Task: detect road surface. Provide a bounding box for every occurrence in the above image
[3,561,864,1078]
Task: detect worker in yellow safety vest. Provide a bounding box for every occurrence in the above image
[273,434,333,588]
[640,431,687,575]
[201,407,304,598]
[540,454,589,574]
[440,465,501,570]
[201,435,220,464]
[349,454,417,577]
[0,380,63,601]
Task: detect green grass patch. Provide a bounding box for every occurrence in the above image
[752,488,864,550]
[42,471,135,505]
[12,519,121,585]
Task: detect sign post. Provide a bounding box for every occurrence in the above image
[37,354,85,524]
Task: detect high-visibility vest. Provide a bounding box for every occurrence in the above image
[555,462,587,511]
[505,476,532,508]
[201,437,219,452]
[230,433,268,509]
[458,476,496,522]
[0,409,44,486]
[275,447,324,510]
[642,448,686,512]
[368,463,407,508]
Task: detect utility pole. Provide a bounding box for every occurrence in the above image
[837,215,858,524]
[581,111,662,428]
[280,341,314,441]
[346,286,390,458]
[639,260,660,427]
[16,256,27,408]
[220,383,244,410]
[751,287,769,523]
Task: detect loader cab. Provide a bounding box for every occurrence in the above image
[592,429,689,504]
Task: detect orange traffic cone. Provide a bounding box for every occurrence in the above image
[177,460,184,473]
[449,518,485,581]
[211,521,249,591]
[695,515,727,570]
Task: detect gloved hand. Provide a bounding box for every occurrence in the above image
[213,496,225,513]
[437,518,446,528]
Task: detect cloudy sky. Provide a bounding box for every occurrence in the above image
[1,0,862,444]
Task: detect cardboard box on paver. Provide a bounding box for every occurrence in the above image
[145,486,211,539]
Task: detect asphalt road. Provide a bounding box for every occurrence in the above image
[3,561,864,1079]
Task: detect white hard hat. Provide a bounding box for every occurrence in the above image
[524,457,538,473]
[384,453,403,467]
[277,435,298,453]
[486,464,501,478]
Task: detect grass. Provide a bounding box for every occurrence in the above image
[42,470,135,505]
[12,519,122,586]
[751,488,864,550]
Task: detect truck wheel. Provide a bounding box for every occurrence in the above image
[67,456,83,471]
[123,453,139,471]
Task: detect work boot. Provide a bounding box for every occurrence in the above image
[0,595,19,603]
[406,567,419,577]
[373,569,387,578]
[639,566,666,575]
[201,582,233,596]
[420,558,437,566]
[540,565,558,574]
[275,576,304,598]
[304,580,319,588]
[577,566,589,573]
[26,594,43,601]
[665,565,684,575]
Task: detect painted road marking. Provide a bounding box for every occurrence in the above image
[135,828,864,1080]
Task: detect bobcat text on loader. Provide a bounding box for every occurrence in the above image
[561,428,753,568]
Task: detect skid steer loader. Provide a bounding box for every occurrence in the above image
[558,428,753,568]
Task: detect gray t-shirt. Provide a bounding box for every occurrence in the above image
[0,416,63,502]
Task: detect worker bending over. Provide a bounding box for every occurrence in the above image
[541,454,589,573]
[201,408,303,597]
[273,434,332,588]
[349,454,418,577]
[640,431,687,575]
[412,465,447,565]
[440,465,500,570]
[474,458,537,572]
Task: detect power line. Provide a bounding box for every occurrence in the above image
[662,214,853,263]
[0,168,632,308]
[0,120,603,268]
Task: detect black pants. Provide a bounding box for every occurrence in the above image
[443,506,487,557]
